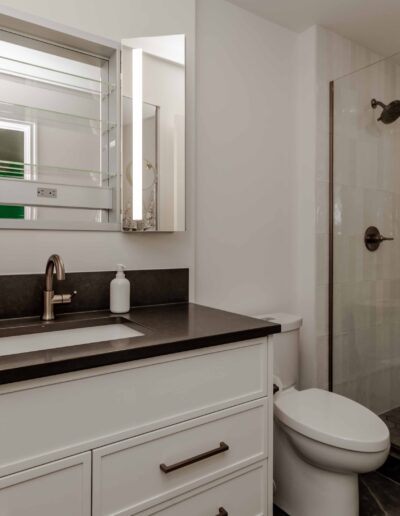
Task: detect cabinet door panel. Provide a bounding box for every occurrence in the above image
[0,452,91,516]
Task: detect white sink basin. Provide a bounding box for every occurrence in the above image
[0,322,144,357]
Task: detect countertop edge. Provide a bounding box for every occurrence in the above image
[0,325,280,385]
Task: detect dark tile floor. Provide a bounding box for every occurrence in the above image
[359,455,400,515]
[273,455,400,516]
[381,407,400,454]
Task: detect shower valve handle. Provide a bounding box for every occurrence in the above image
[364,226,394,251]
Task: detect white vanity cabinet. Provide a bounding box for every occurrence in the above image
[0,453,91,516]
[0,338,273,515]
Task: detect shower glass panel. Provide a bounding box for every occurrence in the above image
[331,53,400,426]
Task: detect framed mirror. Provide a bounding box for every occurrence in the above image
[121,35,186,232]
[0,9,186,233]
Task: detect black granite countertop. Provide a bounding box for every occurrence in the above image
[0,303,280,385]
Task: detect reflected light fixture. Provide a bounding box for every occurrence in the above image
[131,48,143,220]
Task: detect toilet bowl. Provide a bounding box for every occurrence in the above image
[274,387,389,516]
[257,314,390,516]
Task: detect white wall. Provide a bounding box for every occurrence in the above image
[0,0,195,285]
[195,0,298,316]
[294,27,318,389]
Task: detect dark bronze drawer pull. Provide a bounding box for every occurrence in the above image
[159,442,229,474]
[216,508,228,516]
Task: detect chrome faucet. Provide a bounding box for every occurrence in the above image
[42,254,77,321]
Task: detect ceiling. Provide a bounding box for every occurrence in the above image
[226,0,400,57]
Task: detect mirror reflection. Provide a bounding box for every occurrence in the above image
[122,35,186,232]
[0,30,118,228]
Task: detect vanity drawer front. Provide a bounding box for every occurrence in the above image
[0,452,91,516]
[0,340,268,476]
[137,462,268,516]
[92,399,268,516]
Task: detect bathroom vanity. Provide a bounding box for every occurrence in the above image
[0,303,279,516]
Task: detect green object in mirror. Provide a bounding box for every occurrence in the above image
[0,162,24,219]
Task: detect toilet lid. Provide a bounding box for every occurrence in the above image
[274,389,390,452]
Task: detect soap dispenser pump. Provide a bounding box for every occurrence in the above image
[110,264,130,314]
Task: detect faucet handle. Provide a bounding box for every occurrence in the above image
[66,290,78,303]
[53,291,77,305]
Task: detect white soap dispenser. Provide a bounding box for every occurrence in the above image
[110,264,130,314]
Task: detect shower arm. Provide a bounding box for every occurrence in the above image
[371,99,386,110]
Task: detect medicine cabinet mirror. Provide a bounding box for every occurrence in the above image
[122,35,186,232]
[0,7,186,232]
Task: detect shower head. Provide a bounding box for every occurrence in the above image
[371,98,400,124]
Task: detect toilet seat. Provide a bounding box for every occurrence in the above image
[274,388,390,453]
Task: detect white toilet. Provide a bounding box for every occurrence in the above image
[258,313,390,516]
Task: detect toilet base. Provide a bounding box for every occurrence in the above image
[274,421,359,516]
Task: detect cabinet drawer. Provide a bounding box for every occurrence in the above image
[0,340,268,476]
[0,452,91,516]
[92,399,268,516]
[138,462,268,516]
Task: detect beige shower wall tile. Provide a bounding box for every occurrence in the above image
[316,334,329,390]
[316,180,329,234]
[317,233,329,286]
[333,235,363,284]
[334,184,363,237]
[316,284,329,336]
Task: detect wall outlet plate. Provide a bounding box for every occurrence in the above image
[37,187,57,199]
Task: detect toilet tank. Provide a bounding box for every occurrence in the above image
[257,313,302,390]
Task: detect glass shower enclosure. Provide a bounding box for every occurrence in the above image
[330,53,400,451]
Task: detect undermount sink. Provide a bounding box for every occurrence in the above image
[0,317,144,357]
